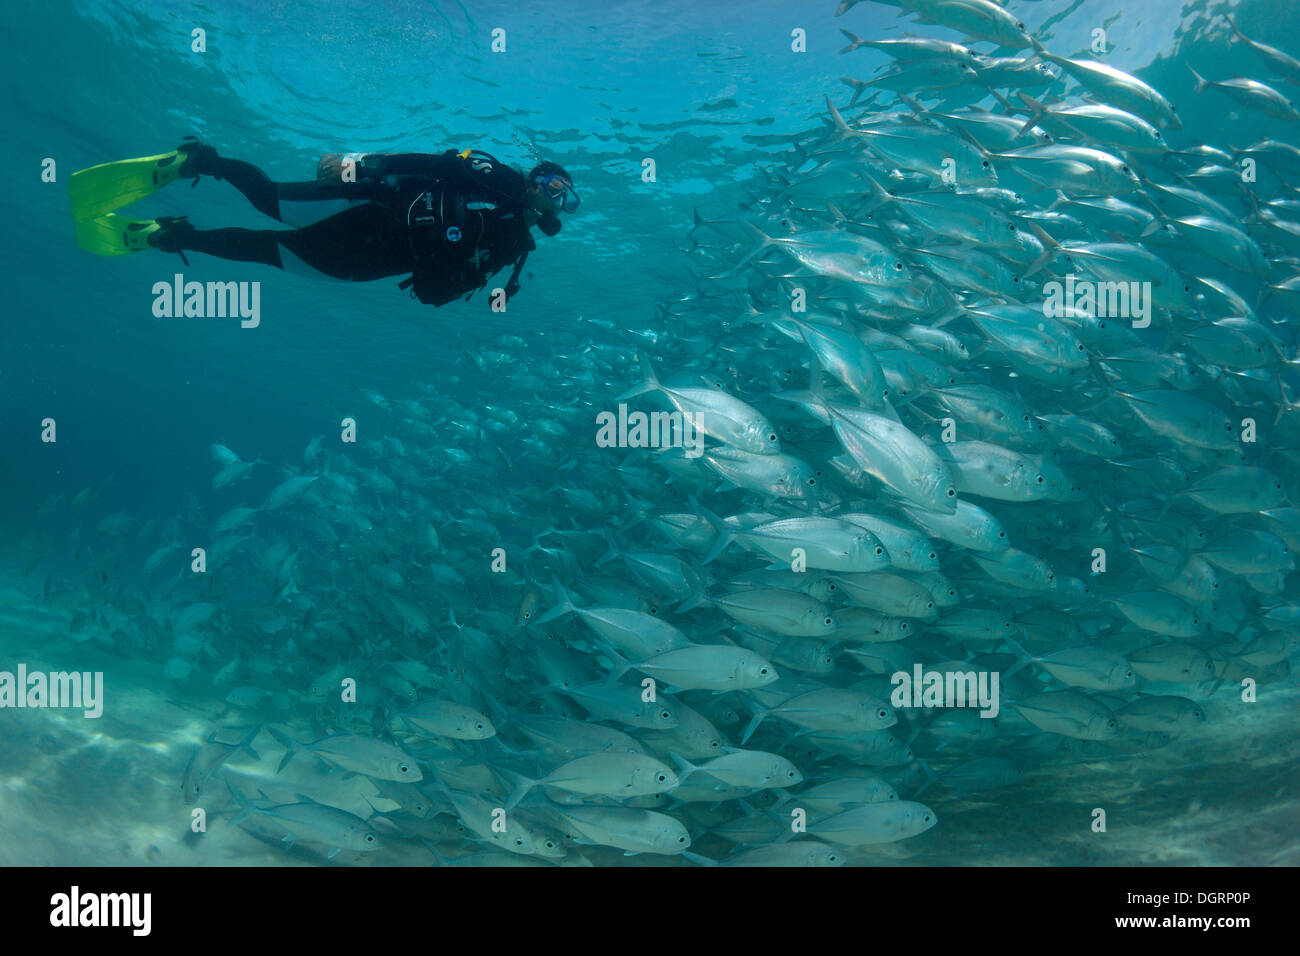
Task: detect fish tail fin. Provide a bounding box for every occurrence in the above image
[861,171,901,212]
[1002,637,1035,680]
[236,723,263,761]
[669,751,700,782]
[601,645,634,685]
[1187,63,1208,95]
[502,769,536,811]
[268,727,299,773]
[1022,220,1062,277]
[988,89,1017,114]
[689,208,705,237]
[1016,92,1047,134]
[911,758,939,799]
[691,496,734,564]
[895,92,926,116]
[536,574,579,624]
[227,780,256,826]
[616,352,662,401]
[682,851,718,867]
[595,528,622,567]
[840,76,871,108]
[837,28,867,54]
[824,93,855,137]
[729,221,792,277]
[741,703,772,745]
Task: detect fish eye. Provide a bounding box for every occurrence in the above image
[1107,720,1116,730]
[366,834,376,843]
[823,616,833,625]
[875,547,884,555]
[768,432,778,441]
[981,160,990,168]
[1008,223,1016,232]
[660,710,671,719]
[946,487,956,497]
[1017,21,1025,29]
[760,666,770,675]
[678,836,688,843]
[787,770,797,778]
[1155,131,1162,139]
[877,708,889,720]
[711,739,720,748]
[928,552,937,560]
[545,840,556,849]
[1122,165,1130,173]
[1035,475,1045,484]
[399,764,410,774]
[656,773,667,783]
[649,605,659,614]
[998,530,1006,538]
[927,601,934,609]
[515,839,524,847]
[807,477,817,485]
[1126,671,1134,679]
[894,261,904,271]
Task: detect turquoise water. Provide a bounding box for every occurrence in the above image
[3,0,1298,865]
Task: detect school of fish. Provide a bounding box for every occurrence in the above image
[26,2,1300,865]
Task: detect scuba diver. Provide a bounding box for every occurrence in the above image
[68,139,579,306]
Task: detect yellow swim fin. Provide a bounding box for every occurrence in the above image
[68,150,189,223]
[75,214,163,256]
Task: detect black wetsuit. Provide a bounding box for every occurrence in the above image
[170,149,537,306]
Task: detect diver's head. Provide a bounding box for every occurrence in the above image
[526,161,579,235]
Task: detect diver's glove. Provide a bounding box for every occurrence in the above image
[317,152,371,184]
[177,136,222,183]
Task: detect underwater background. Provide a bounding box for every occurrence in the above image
[2,0,1298,866]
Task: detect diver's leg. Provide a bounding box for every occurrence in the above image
[181,144,369,226]
[150,219,283,267]
[149,204,411,279]
[275,204,413,280]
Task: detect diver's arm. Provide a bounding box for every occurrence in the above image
[315,150,465,187]
[357,151,466,179]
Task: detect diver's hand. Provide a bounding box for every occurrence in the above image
[317,152,368,183]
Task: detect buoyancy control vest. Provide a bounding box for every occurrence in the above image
[398,149,535,307]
